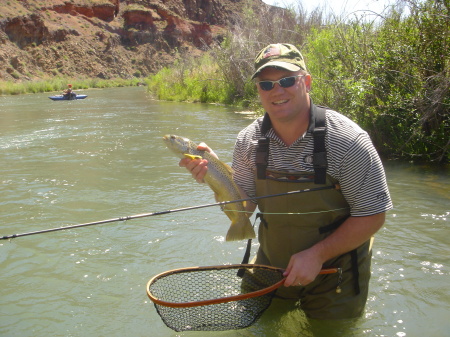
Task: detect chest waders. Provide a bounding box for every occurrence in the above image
[250,105,372,319]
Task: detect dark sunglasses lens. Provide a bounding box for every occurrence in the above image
[279,76,296,88]
[259,81,274,91]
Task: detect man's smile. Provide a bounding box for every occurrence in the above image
[273,99,289,105]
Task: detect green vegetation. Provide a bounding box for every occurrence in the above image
[123,4,150,12]
[146,53,248,106]
[0,77,143,95]
[147,0,449,163]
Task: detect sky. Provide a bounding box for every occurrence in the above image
[261,0,398,18]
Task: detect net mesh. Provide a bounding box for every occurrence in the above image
[147,264,285,332]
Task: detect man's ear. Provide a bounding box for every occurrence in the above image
[305,74,312,92]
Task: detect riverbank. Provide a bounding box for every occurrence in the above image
[0,77,146,96]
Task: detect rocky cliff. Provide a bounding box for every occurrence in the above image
[0,0,270,82]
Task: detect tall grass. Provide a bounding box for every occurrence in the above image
[146,53,238,105]
[302,0,449,163]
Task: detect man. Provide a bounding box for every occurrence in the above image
[180,43,392,319]
[63,84,76,100]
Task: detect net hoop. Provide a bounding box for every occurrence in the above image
[146,264,340,308]
[146,264,285,308]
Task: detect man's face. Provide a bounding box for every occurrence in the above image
[256,67,311,123]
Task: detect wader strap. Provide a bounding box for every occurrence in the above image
[255,105,327,184]
[313,106,327,184]
[237,238,253,277]
[257,212,269,229]
[237,214,261,277]
[256,137,270,179]
[351,249,361,295]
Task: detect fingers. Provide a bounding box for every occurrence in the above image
[178,157,208,184]
[283,269,308,287]
[283,273,305,287]
[189,159,208,183]
[282,251,321,287]
[283,263,301,287]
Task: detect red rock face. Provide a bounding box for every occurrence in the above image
[123,9,155,30]
[52,1,117,21]
[122,3,213,47]
[3,14,50,47]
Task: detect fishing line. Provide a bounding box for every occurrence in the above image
[1,184,337,240]
[225,207,349,215]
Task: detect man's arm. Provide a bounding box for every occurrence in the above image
[283,212,385,286]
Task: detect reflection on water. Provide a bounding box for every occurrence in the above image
[0,87,449,337]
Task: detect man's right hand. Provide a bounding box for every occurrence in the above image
[178,142,217,184]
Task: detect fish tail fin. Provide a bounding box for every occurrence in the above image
[225,219,256,241]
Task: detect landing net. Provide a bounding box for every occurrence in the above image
[146,264,285,332]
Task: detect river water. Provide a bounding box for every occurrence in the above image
[0,87,448,337]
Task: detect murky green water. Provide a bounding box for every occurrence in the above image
[0,87,448,337]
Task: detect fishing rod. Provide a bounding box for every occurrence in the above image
[1,184,338,240]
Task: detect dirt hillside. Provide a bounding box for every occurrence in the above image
[0,0,271,82]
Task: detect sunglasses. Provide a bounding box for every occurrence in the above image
[257,75,305,91]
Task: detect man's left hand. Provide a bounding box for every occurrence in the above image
[283,248,323,287]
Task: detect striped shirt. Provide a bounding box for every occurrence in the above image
[232,107,393,217]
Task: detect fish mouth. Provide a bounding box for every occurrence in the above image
[163,134,176,141]
[163,134,187,141]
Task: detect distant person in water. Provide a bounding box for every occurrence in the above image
[63,84,76,99]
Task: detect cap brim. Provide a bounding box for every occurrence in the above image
[251,61,301,79]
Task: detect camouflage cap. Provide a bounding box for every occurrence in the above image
[251,43,307,79]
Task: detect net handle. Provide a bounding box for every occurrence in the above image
[146,264,340,308]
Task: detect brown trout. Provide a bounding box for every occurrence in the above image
[162,134,255,241]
